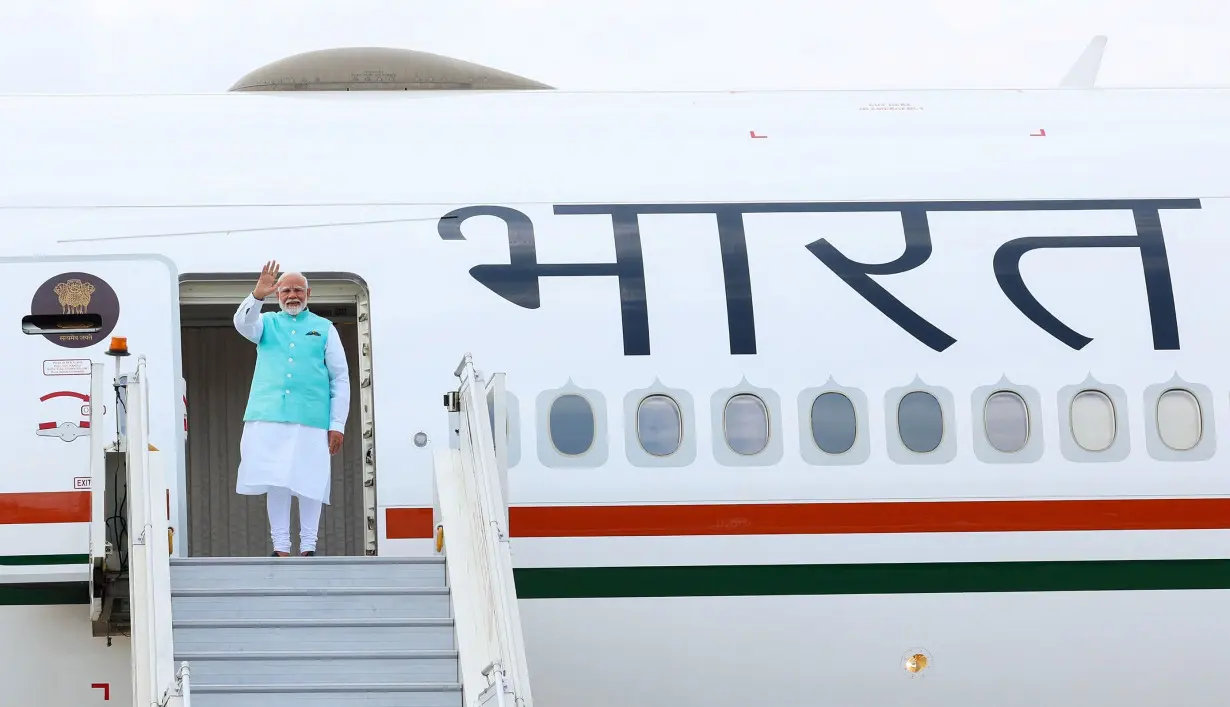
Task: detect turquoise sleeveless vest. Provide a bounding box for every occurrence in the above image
[243,308,333,429]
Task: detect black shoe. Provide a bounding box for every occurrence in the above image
[300,550,315,557]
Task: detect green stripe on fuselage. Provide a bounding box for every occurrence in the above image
[513,559,1230,598]
[0,556,92,605]
[0,554,89,566]
[0,582,89,605]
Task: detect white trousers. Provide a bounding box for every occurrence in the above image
[267,486,323,553]
[238,421,332,504]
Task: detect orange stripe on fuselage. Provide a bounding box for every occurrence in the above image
[393,497,1230,540]
[385,507,435,539]
[508,498,1230,537]
[0,492,90,524]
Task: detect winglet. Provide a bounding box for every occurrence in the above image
[1059,35,1107,88]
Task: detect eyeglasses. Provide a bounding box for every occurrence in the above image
[278,286,306,295]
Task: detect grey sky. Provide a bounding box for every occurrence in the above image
[0,0,1225,93]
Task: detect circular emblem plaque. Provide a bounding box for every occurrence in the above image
[30,271,121,349]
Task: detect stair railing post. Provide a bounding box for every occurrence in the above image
[178,661,192,707]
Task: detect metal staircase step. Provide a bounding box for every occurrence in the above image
[188,682,463,707]
[173,617,455,652]
[183,649,460,686]
[171,586,452,620]
[170,556,447,590]
[169,556,462,704]
[170,556,445,566]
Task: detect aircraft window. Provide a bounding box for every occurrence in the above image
[548,394,596,456]
[1156,388,1202,451]
[636,394,683,456]
[984,391,1030,453]
[723,394,769,455]
[897,391,943,453]
[1070,390,1116,452]
[810,392,856,454]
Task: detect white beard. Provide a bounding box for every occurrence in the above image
[281,301,304,315]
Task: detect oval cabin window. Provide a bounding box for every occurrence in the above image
[549,394,595,456]
[983,391,1029,453]
[723,394,769,455]
[1069,390,1116,452]
[637,394,682,456]
[1156,388,1202,451]
[810,392,856,454]
[897,391,943,453]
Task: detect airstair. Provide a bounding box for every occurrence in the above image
[88,351,532,707]
[168,555,460,705]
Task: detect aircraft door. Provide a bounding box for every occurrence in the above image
[1,256,182,575]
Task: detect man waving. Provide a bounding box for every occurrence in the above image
[232,261,350,557]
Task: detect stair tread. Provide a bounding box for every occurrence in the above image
[172,557,459,693]
[190,682,462,693]
[172,586,449,596]
[174,617,454,628]
[179,649,458,659]
[172,556,443,566]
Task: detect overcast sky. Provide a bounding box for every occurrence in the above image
[0,0,1226,93]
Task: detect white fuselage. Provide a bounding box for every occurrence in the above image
[3,87,1230,706]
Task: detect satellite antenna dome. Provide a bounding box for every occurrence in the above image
[230,47,553,92]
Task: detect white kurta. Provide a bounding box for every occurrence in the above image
[232,293,350,504]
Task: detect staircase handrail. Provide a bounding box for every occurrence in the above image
[434,354,534,707]
[122,357,190,706]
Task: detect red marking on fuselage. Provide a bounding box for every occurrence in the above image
[37,420,88,430]
[40,390,89,402]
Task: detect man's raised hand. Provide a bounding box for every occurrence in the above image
[254,260,280,299]
[254,260,279,299]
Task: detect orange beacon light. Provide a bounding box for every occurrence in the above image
[106,336,129,357]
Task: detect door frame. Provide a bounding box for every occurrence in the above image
[177,271,378,555]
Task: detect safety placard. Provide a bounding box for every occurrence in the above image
[43,359,92,376]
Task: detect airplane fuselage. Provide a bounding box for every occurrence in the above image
[2,87,1230,706]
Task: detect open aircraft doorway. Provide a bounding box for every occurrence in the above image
[176,273,376,557]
